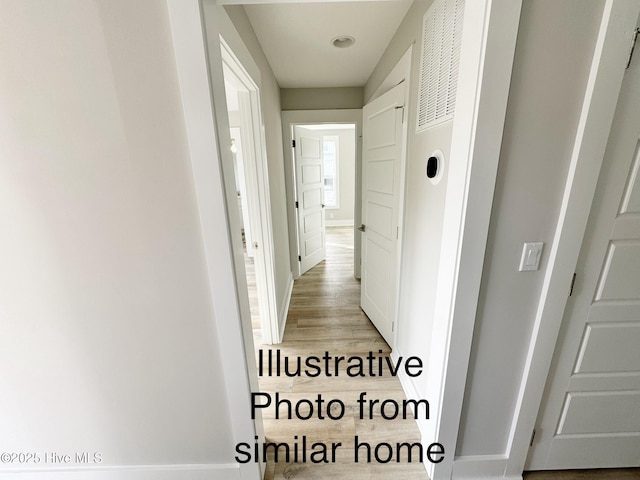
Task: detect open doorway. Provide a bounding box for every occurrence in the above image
[281,110,364,281]
[260,117,422,477]
[190,0,524,476]
[290,123,357,276]
[220,38,281,346]
[181,3,423,477]
[283,77,408,351]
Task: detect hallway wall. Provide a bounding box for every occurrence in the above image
[366,0,608,469]
[0,0,237,475]
[281,87,364,110]
[455,0,605,458]
[365,0,448,400]
[2,1,619,478]
[368,0,609,471]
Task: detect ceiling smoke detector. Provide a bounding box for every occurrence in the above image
[331,35,355,48]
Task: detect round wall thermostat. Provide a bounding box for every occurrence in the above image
[426,150,444,185]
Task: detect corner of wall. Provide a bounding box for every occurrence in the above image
[278,272,294,343]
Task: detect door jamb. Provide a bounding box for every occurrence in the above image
[504,2,640,476]
[281,110,363,279]
[423,1,523,478]
[167,2,262,478]
[220,38,280,345]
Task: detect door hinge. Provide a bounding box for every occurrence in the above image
[530,428,536,447]
[295,201,299,208]
[392,321,395,333]
[626,27,640,69]
[395,105,405,123]
[298,255,302,262]
[396,226,399,239]
[292,139,296,148]
[569,272,577,296]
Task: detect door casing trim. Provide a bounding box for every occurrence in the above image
[425,0,523,478]
[504,2,640,477]
[281,110,363,279]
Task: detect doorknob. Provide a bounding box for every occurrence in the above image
[358,224,366,232]
[322,204,325,208]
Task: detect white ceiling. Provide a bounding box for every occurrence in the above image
[242,1,413,88]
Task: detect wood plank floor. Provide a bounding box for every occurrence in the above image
[248,227,640,480]
[255,227,429,480]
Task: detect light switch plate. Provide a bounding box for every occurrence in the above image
[519,242,544,271]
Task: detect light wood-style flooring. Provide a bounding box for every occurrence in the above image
[247,227,640,480]
[254,227,428,479]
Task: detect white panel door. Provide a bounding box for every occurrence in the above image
[294,126,326,275]
[527,22,640,470]
[360,82,405,346]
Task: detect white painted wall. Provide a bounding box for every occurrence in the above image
[455,0,605,458]
[366,1,614,475]
[0,0,241,476]
[11,0,607,477]
[281,87,364,110]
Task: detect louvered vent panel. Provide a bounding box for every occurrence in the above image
[416,0,465,132]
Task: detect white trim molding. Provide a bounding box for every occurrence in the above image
[281,109,363,279]
[167,2,262,479]
[367,46,413,104]
[0,464,241,480]
[423,0,523,478]
[451,455,520,480]
[504,1,640,477]
[391,349,430,454]
[278,273,294,343]
[219,36,281,346]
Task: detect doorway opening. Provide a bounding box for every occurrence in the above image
[220,38,281,346]
[290,123,357,277]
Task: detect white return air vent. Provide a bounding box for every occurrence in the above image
[416,0,465,132]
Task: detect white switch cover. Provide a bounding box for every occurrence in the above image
[519,242,543,271]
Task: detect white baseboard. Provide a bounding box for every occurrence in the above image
[0,463,242,479]
[391,349,430,440]
[325,220,354,227]
[393,348,523,480]
[391,349,432,478]
[277,273,294,343]
[452,455,522,479]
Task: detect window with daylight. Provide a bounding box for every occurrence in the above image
[323,136,339,208]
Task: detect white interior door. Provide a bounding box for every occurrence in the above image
[527,23,640,470]
[360,82,405,346]
[294,126,326,275]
